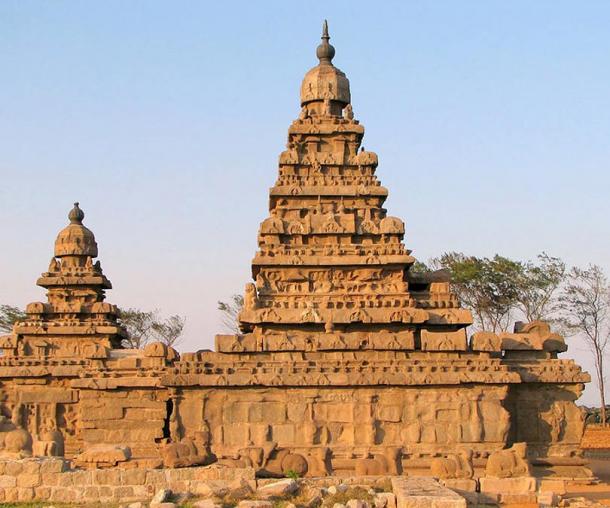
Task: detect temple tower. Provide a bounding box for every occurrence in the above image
[237,22,471,352]
[1,203,125,358]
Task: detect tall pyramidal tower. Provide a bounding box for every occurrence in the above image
[237,21,470,346]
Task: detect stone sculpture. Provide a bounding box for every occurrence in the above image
[0,22,590,480]
[485,443,532,479]
[430,450,474,480]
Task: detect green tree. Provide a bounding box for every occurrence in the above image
[119,308,185,349]
[516,253,566,322]
[217,294,244,334]
[560,265,610,427]
[0,305,26,334]
[431,253,523,333]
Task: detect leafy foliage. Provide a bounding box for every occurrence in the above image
[119,308,185,349]
[217,294,244,334]
[429,252,566,333]
[430,253,523,332]
[559,265,610,425]
[0,305,26,334]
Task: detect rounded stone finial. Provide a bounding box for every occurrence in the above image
[54,202,98,258]
[68,202,85,224]
[316,20,335,65]
[300,21,350,107]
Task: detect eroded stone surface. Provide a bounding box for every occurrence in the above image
[391,477,466,508]
[0,21,590,489]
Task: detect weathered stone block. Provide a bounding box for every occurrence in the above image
[121,467,147,485]
[57,472,75,487]
[479,476,535,494]
[17,487,35,502]
[5,462,23,476]
[71,470,93,486]
[17,473,40,488]
[114,485,135,500]
[34,485,51,499]
[0,475,16,488]
[257,478,298,498]
[391,476,466,508]
[21,459,41,474]
[375,492,396,508]
[39,458,69,474]
[84,485,101,501]
[94,468,122,484]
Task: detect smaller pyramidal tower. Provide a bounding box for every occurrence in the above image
[235,21,471,349]
[1,203,125,358]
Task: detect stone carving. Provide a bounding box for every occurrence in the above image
[355,447,402,476]
[430,450,474,479]
[485,443,532,478]
[160,437,215,468]
[74,444,131,469]
[0,413,32,459]
[0,21,590,481]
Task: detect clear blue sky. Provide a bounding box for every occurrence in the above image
[1,1,609,404]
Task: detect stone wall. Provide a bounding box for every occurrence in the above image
[0,458,254,504]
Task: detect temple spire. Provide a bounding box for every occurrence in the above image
[68,202,84,224]
[316,19,335,65]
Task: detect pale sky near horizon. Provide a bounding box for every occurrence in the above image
[1,1,609,405]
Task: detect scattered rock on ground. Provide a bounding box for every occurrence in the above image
[237,501,273,508]
[192,499,223,508]
[151,488,171,504]
[346,500,370,508]
[229,478,255,499]
[257,478,298,498]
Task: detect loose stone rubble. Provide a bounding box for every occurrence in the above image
[0,20,594,505]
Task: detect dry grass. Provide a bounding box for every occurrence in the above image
[321,486,375,508]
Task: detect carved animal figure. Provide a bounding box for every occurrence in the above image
[355,447,401,476]
[485,442,531,478]
[160,437,214,468]
[262,448,308,477]
[35,425,65,457]
[305,447,331,477]
[430,450,473,479]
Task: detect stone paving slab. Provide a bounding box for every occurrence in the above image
[391,476,466,508]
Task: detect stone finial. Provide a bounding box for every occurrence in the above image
[300,21,350,107]
[316,20,335,65]
[68,202,85,224]
[54,202,98,258]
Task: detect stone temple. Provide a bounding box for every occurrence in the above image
[0,21,591,498]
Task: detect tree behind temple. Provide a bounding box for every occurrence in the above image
[560,265,610,427]
[430,253,523,333]
[516,253,566,323]
[217,295,244,334]
[0,305,26,334]
[119,308,185,349]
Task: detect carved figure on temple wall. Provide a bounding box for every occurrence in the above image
[355,447,402,476]
[0,407,33,459]
[430,450,474,479]
[485,442,532,478]
[33,417,65,457]
[160,436,215,469]
[244,283,258,311]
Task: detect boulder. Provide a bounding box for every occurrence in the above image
[256,478,298,498]
[151,488,172,504]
